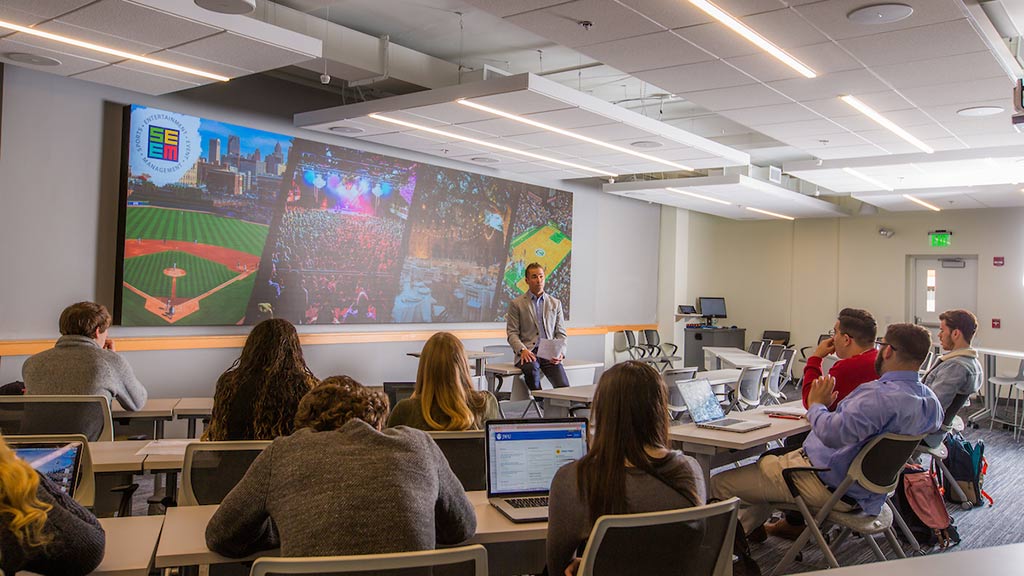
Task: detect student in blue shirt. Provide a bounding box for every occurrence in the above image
[711,323,943,538]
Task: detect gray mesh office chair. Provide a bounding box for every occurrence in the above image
[427,431,486,491]
[733,366,766,412]
[0,395,113,441]
[250,544,488,576]
[663,367,698,418]
[577,498,740,576]
[181,441,271,506]
[778,348,796,388]
[771,433,926,575]
[762,360,787,405]
[747,341,764,356]
[764,344,785,362]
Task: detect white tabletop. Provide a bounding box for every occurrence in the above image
[703,347,773,368]
[112,398,179,419]
[800,542,1024,575]
[974,347,1024,360]
[173,397,214,417]
[532,384,597,402]
[485,359,603,376]
[669,401,810,451]
[93,515,165,576]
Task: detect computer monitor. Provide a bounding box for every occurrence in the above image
[697,297,727,319]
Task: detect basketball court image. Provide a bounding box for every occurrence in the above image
[503,223,571,294]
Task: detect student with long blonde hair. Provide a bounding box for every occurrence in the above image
[0,436,105,575]
[388,331,500,431]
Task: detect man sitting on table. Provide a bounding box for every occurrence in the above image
[506,263,569,390]
[924,309,983,412]
[23,301,147,411]
[711,323,943,542]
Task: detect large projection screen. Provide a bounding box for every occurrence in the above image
[116,105,572,326]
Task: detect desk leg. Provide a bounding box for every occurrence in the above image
[694,453,712,488]
[543,398,570,419]
[155,420,165,440]
[969,353,997,424]
[187,417,197,439]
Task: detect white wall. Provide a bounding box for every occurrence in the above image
[0,66,661,397]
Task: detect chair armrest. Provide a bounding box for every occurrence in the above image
[781,466,831,498]
[663,342,679,355]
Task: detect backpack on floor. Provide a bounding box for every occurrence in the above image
[893,464,960,549]
[939,431,993,507]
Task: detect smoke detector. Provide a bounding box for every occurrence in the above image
[194,0,256,15]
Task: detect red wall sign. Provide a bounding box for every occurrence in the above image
[992,319,1001,329]
[994,256,1005,267]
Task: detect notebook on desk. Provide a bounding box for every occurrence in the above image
[677,378,770,433]
[485,418,588,523]
[11,441,83,497]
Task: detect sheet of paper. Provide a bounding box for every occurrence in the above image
[538,338,566,360]
[764,406,807,417]
[135,439,194,456]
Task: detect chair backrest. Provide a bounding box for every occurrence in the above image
[942,393,971,429]
[764,344,785,362]
[1015,359,1024,379]
[382,382,416,410]
[735,366,766,408]
[0,396,113,441]
[482,344,515,364]
[250,543,488,576]
[181,440,271,506]
[762,330,791,346]
[7,433,94,507]
[747,341,764,356]
[663,367,699,410]
[615,330,644,360]
[577,498,740,576]
[642,329,661,347]
[778,348,796,378]
[427,430,486,491]
[849,433,928,494]
[765,361,786,395]
[920,350,935,372]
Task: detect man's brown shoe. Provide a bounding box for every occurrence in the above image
[765,518,806,541]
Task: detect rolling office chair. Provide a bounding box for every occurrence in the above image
[0,395,114,441]
[747,341,765,356]
[762,330,791,346]
[180,441,271,506]
[733,366,766,412]
[764,344,786,362]
[250,544,488,576]
[663,367,698,419]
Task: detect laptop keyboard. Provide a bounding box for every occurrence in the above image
[508,496,549,508]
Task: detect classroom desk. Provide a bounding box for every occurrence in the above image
[801,541,1024,575]
[113,398,179,439]
[92,515,165,576]
[532,369,740,418]
[89,440,150,474]
[484,359,603,395]
[703,346,773,370]
[669,401,810,485]
[173,397,214,438]
[155,491,546,575]
[969,347,1024,426]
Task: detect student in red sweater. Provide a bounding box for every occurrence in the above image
[767,308,879,541]
[802,308,880,410]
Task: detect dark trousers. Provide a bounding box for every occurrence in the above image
[519,354,570,391]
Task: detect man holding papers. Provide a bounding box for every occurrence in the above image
[506,263,570,390]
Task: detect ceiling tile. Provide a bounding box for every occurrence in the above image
[0,37,108,76]
[685,82,791,111]
[767,68,887,102]
[839,19,989,67]
[578,31,713,74]
[794,0,968,41]
[72,64,200,95]
[755,119,852,138]
[462,0,570,18]
[7,30,123,64]
[0,1,94,26]
[505,0,662,49]
[636,60,757,94]
[720,102,823,125]
[50,0,220,51]
[812,144,892,159]
[725,41,862,83]
[872,51,1008,90]
[801,91,911,118]
[900,76,1013,107]
[172,31,314,74]
[150,48,253,78]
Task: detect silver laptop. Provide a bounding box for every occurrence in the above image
[677,378,770,433]
[485,418,589,523]
[11,441,84,497]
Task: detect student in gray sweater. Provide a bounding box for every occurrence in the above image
[206,376,476,558]
[22,302,147,411]
[547,361,706,576]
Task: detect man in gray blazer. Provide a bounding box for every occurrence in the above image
[506,263,570,391]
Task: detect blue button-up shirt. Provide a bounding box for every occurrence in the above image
[803,370,943,515]
[531,292,547,340]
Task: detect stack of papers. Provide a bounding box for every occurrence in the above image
[764,406,807,418]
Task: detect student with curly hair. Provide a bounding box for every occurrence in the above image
[206,378,476,558]
[0,435,105,575]
[203,318,319,441]
[388,331,500,430]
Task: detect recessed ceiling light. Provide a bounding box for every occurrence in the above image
[665,187,731,205]
[329,126,365,134]
[846,4,914,25]
[843,167,894,191]
[456,99,693,171]
[688,0,816,78]
[368,113,618,177]
[0,19,229,82]
[903,194,941,212]
[745,206,795,220]
[194,0,256,14]
[956,106,1004,117]
[840,95,934,153]
[630,140,662,148]
[3,52,61,66]
[470,157,499,163]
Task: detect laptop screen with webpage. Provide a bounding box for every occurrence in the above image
[677,378,726,424]
[12,442,83,497]
[486,419,588,497]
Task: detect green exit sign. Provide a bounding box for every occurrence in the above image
[930,232,952,247]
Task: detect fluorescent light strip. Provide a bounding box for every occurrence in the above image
[745,206,795,220]
[368,113,618,177]
[688,0,816,78]
[902,194,941,212]
[457,99,694,171]
[843,167,894,191]
[665,187,731,205]
[840,95,934,154]
[0,19,229,82]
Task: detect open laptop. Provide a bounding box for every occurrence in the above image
[485,418,589,523]
[11,441,84,497]
[677,378,770,433]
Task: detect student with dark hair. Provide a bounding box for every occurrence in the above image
[546,361,704,575]
[924,309,983,411]
[206,379,476,558]
[23,301,147,410]
[802,307,879,410]
[204,318,318,441]
[0,435,105,575]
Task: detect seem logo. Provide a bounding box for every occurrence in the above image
[147,126,180,162]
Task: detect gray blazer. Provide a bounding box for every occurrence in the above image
[506,291,567,356]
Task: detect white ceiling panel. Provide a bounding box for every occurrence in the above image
[801,91,912,118]
[149,48,253,78]
[720,103,823,125]
[753,118,851,138]
[6,30,125,64]
[48,0,221,51]
[505,0,662,49]
[0,37,108,76]
[172,31,315,74]
[635,59,757,94]
[871,51,1008,90]
[683,83,791,111]
[461,0,569,18]
[458,118,546,138]
[793,0,967,40]
[900,76,1013,108]
[811,144,892,159]
[738,8,832,49]
[724,41,862,83]
[838,19,989,67]
[578,31,713,74]
[72,63,200,95]
[767,68,888,102]
[0,1,94,25]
